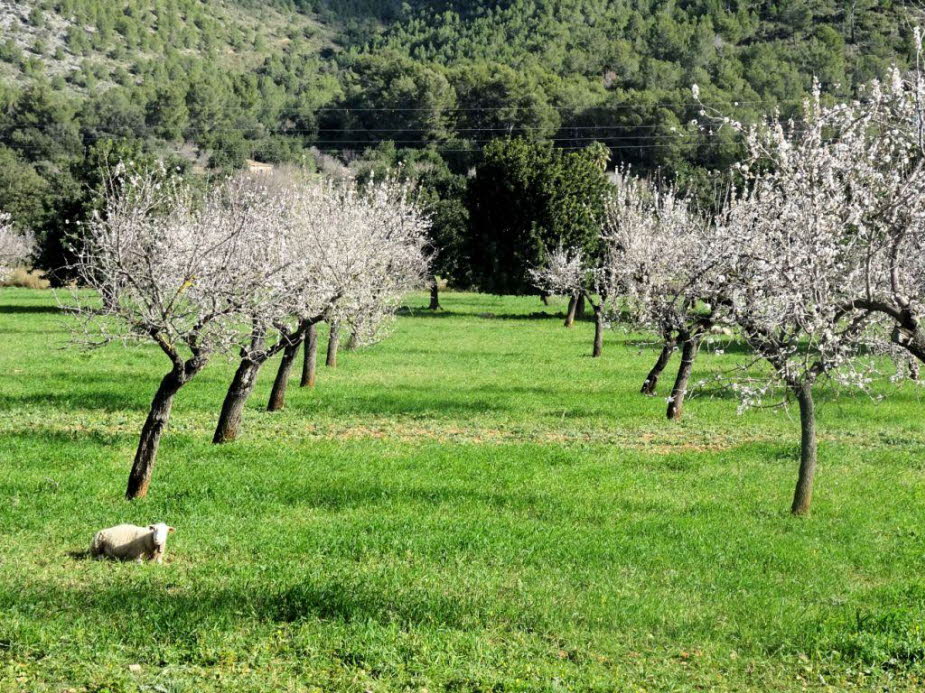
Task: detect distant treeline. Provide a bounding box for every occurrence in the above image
[0,0,918,276]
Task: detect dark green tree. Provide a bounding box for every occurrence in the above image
[466,138,610,296]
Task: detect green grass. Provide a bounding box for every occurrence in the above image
[2,288,925,691]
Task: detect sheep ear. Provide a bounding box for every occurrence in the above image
[148,525,156,530]
[168,526,176,533]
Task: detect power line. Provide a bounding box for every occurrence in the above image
[304,100,773,112]
[0,114,759,135]
[0,138,724,153]
[0,124,713,135]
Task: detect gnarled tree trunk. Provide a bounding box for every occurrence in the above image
[301,322,318,387]
[892,323,925,364]
[540,293,550,306]
[576,294,586,319]
[592,303,604,357]
[642,337,676,395]
[666,332,701,420]
[326,320,340,368]
[429,280,441,310]
[213,359,263,444]
[564,295,578,328]
[126,369,185,500]
[791,383,817,516]
[267,338,303,412]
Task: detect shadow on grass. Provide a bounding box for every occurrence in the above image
[8,572,538,637]
[0,304,64,314]
[0,428,135,450]
[293,393,510,418]
[395,306,466,319]
[396,306,564,321]
[268,478,565,517]
[621,337,758,357]
[0,390,144,413]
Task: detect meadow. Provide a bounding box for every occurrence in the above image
[1,287,924,692]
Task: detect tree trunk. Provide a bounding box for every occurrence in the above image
[791,383,817,516]
[126,369,185,500]
[666,333,700,420]
[540,293,549,305]
[592,304,604,357]
[642,338,676,395]
[892,324,925,364]
[564,295,578,328]
[267,338,302,412]
[429,280,441,310]
[301,322,318,387]
[213,359,263,444]
[345,328,360,351]
[576,294,586,319]
[326,320,340,368]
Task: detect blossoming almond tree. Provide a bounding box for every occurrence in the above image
[212,174,430,441]
[709,88,890,516]
[0,212,35,280]
[269,176,430,411]
[602,174,724,418]
[211,173,338,443]
[828,64,925,365]
[690,42,925,515]
[70,163,294,499]
[529,246,611,357]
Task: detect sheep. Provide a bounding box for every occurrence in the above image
[89,523,175,564]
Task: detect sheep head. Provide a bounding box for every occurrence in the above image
[148,523,175,549]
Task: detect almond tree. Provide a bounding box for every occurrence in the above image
[708,86,892,516]
[602,174,724,418]
[285,176,431,395]
[689,45,925,515]
[715,181,884,516]
[827,64,925,364]
[697,57,925,369]
[212,173,337,443]
[0,212,35,279]
[69,164,292,499]
[274,177,430,406]
[529,246,610,357]
[213,175,431,440]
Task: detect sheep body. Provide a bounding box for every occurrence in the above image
[89,523,174,563]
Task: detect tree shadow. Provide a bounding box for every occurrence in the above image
[395,306,564,321]
[268,477,565,517]
[8,575,533,638]
[0,427,136,449]
[394,307,466,319]
[0,304,64,314]
[477,311,565,321]
[622,337,757,356]
[0,390,144,413]
[299,393,508,418]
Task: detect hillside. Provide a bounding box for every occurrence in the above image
[0,0,921,272]
[0,1,331,90]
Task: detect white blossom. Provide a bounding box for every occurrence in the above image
[0,212,36,279]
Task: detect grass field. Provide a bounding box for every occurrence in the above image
[1,288,925,691]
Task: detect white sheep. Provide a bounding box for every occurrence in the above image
[89,523,175,563]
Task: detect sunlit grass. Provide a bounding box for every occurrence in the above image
[1,287,924,691]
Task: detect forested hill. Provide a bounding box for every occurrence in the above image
[0,0,920,272]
